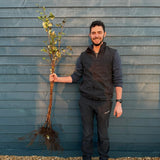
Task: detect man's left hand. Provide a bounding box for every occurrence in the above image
[113,102,123,118]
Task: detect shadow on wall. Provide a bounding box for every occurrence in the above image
[51,56,82,151]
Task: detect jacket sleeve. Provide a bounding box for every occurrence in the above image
[112,51,123,87]
[71,54,83,83]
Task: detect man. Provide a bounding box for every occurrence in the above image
[50,21,123,160]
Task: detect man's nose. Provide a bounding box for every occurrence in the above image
[95,33,99,37]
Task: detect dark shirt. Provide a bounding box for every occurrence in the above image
[71,42,123,100]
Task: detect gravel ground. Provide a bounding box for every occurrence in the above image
[0,156,159,160]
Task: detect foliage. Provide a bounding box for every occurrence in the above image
[37,6,72,73]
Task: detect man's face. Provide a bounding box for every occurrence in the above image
[89,26,106,46]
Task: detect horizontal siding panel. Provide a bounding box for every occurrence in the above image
[0,75,50,83]
[110,143,160,152]
[122,56,160,65]
[124,83,160,92]
[1,133,160,144]
[1,46,160,56]
[1,0,160,7]
[122,109,160,118]
[0,83,79,92]
[1,27,160,37]
[1,125,160,136]
[0,142,82,152]
[122,100,160,109]
[0,56,77,65]
[0,108,160,119]
[1,37,160,46]
[0,117,43,125]
[1,64,160,76]
[0,117,159,127]
[0,8,160,18]
[0,125,79,134]
[1,126,160,144]
[110,118,160,127]
[0,75,66,83]
[123,65,160,74]
[0,99,159,112]
[0,133,81,143]
[0,117,81,126]
[1,56,160,66]
[123,75,160,83]
[0,99,159,110]
[0,92,80,101]
[0,143,159,154]
[0,141,80,152]
[0,100,79,109]
[0,91,159,101]
[110,126,160,135]
[0,125,39,134]
[0,82,159,92]
[118,46,160,56]
[110,135,160,143]
[1,18,160,28]
[0,75,159,83]
[0,66,51,74]
[0,57,51,65]
[0,116,160,130]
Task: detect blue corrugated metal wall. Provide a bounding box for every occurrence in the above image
[0,0,160,158]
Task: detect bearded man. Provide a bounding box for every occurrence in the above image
[50,21,123,160]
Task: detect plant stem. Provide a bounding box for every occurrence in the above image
[46,63,55,127]
[46,81,54,127]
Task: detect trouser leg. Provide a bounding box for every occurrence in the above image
[96,101,112,160]
[79,97,94,160]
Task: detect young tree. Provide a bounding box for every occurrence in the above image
[19,6,72,151]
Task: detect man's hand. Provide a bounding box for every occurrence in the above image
[49,74,72,83]
[113,102,123,118]
[49,73,58,82]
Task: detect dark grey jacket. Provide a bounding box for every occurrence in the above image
[71,42,123,100]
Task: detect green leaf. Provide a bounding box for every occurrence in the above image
[49,12,55,20]
[42,6,46,12]
[56,24,61,27]
[43,40,48,44]
[41,48,48,53]
[38,16,42,20]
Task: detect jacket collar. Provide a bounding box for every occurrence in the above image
[86,42,106,54]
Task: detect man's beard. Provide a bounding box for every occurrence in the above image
[92,37,104,46]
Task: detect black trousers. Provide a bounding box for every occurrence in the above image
[79,96,112,160]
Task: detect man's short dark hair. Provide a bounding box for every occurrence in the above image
[90,21,105,33]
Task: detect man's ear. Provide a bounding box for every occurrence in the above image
[104,32,107,37]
